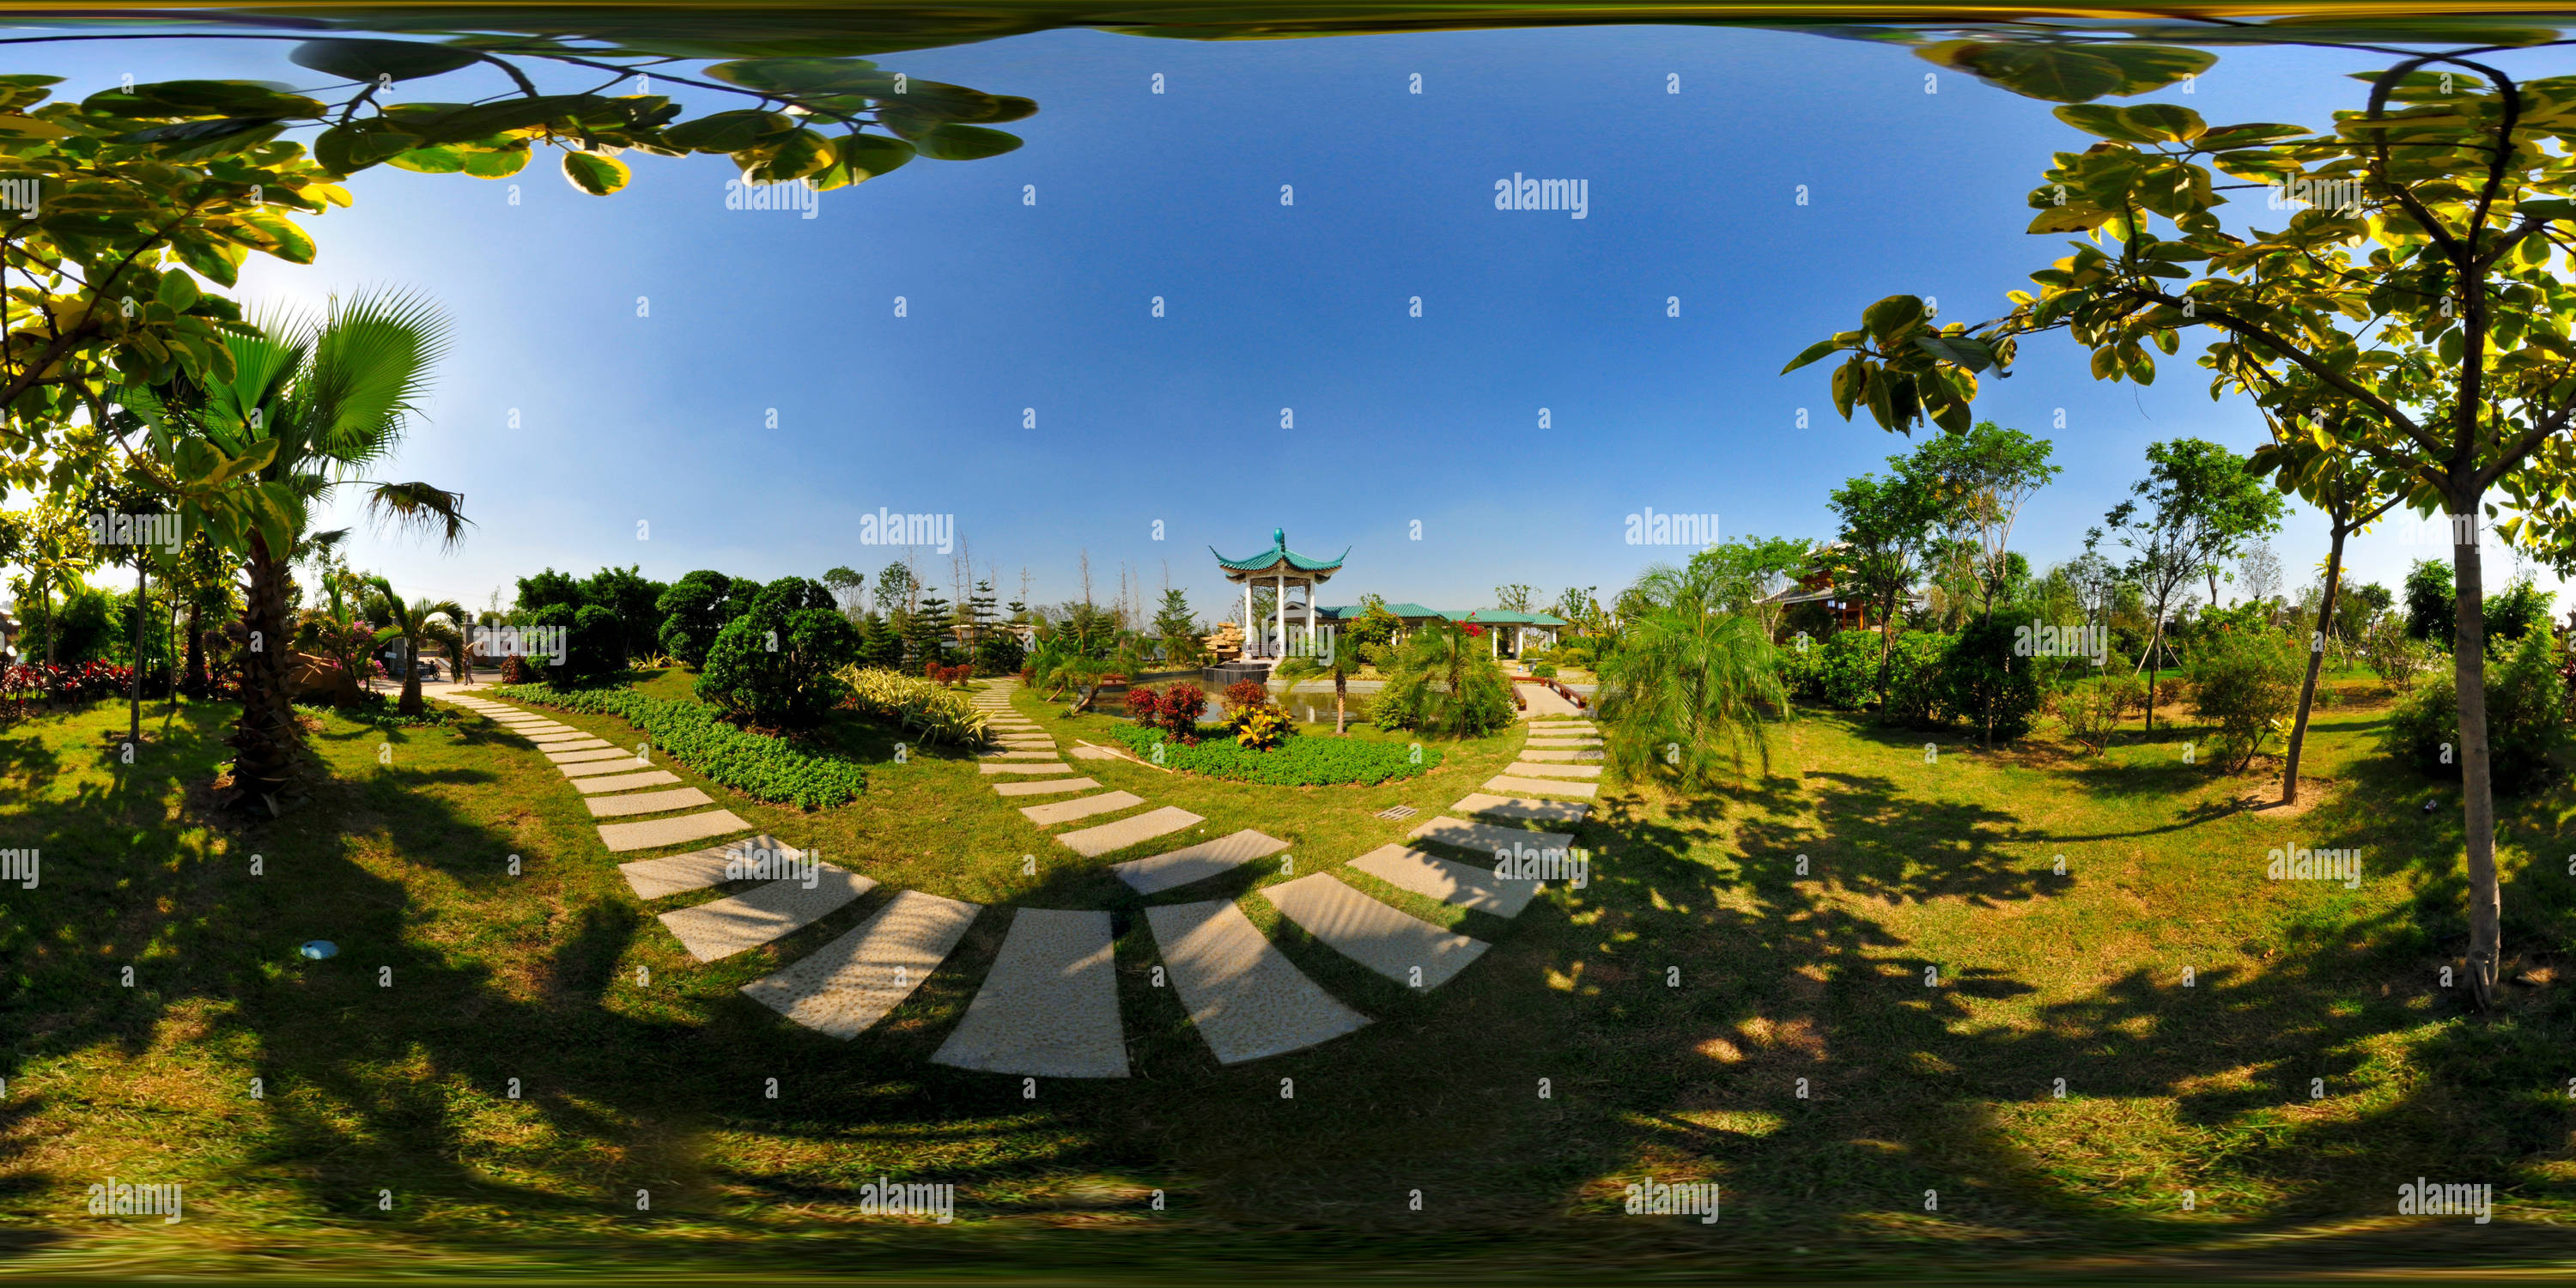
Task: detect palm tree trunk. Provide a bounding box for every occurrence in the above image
[228,533,301,808]
[183,598,207,698]
[2281,525,2345,805]
[398,632,424,716]
[1334,670,1348,735]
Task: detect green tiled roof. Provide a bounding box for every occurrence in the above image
[1212,527,1348,575]
[1315,605,1567,627]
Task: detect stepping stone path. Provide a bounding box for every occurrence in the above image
[932,908,1128,1078]
[431,677,1556,1076]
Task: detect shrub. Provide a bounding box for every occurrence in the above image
[1939,617,2044,744]
[1112,720,1436,785]
[2361,613,2432,690]
[2382,628,2567,793]
[569,604,623,682]
[1221,679,1270,714]
[501,654,540,684]
[2187,627,2301,772]
[495,683,866,807]
[922,661,971,685]
[1528,661,1558,678]
[0,660,135,706]
[837,665,988,744]
[2054,671,2141,756]
[1880,630,1953,726]
[1158,682,1207,742]
[974,630,1024,677]
[696,577,863,728]
[1370,624,1517,738]
[655,570,744,668]
[1231,704,1293,750]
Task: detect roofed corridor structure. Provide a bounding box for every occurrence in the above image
[1212,528,1347,660]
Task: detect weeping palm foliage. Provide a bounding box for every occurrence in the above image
[1596,561,1789,788]
[362,576,468,716]
[124,291,465,810]
[1371,620,1514,738]
[1274,636,1366,734]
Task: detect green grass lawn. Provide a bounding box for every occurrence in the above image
[5,671,2576,1278]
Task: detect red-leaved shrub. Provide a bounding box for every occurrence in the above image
[1222,678,1270,714]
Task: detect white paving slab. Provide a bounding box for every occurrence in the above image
[562,756,652,778]
[981,750,1062,760]
[1485,774,1599,799]
[1504,762,1601,779]
[548,746,631,763]
[598,809,753,853]
[981,762,1072,775]
[586,787,714,818]
[1147,898,1368,1064]
[992,776,1101,797]
[1020,790,1145,826]
[1452,792,1592,824]
[619,834,799,899]
[930,908,1127,1078]
[1057,805,1202,858]
[1409,816,1576,856]
[1520,749,1605,762]
[1112,829,1290,895]
[1348,843,1540,917]
[574,769,683,794]
[659,864,878,961]
[741,890,982,1039]
[1264,873,1488,990]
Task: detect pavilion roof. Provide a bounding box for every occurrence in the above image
[1212,528,1348,579]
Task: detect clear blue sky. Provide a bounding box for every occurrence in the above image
[23,22,2576,621]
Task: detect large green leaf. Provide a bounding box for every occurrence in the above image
[902,122,1020,161]
[702,57,883,96]
[562,150,630,196]
[313,121,424,174]
[1920,40,2213,105]
[290,39,483,85]
[744,128,835,184]
[806,131,914,189]
[662,108,794,154]
[84,80,325,120]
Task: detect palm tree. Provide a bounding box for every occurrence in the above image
[1376,620,1513,738]
[1595,561,1789,789]
[361,576,467,715]
[125,291,465,811]
[1274,634,1365,734]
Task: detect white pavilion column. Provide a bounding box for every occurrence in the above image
[1306,585,1317,656]
[1242,581,1254,658]
[1273,572,1286,661]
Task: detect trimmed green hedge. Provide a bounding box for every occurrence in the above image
[1111,722,1439,786]
[493,683,866,809]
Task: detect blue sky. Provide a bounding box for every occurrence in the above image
[20,22,2576,622]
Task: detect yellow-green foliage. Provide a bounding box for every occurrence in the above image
[838,665,990,744]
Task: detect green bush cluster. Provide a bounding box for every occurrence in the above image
[696,578,862,728]
[2381,629,2567,794]
[1111,722,1437,785]
[494,682,867,808]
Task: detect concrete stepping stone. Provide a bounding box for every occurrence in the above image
[619,834,799,899]
[562,756,652,778]
[981,750,1061,760]
[1452,792,1591,824]
[1058,805,1202,858]
[550,746,635,764]
[1069,745,1128,761]
[741,890,982,1039]
[598,809,752,853]
[930,908,1128,1078]
[1113,829,1290,895]
[981,762,1072,775]
[1264,872,1488,989]
[659,864,878,961]
[586,787,715,818]
[1526,734,1601,744]
[574,769,683,794]
[1521,749,1604,762]
[1409,816,1575,856]
[1146,898,1368,1065]
[993,776,1100,797]
[536,740,615,755]
[1505,762,1601,779]
[1020,790,1145,826]
[1485,774,1599,799]
[1348,843,1540,917]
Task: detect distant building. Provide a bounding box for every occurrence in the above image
[1313,604,1569,660]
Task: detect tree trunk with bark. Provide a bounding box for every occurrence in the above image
[2281,526,2346,805]
[182,599,206,697]
[2451,507,2500,1011]
[127,561,147,743]
[228,534,301,810]
[398,635,425,716]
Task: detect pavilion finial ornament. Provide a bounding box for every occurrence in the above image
[1273,527,1285,549]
